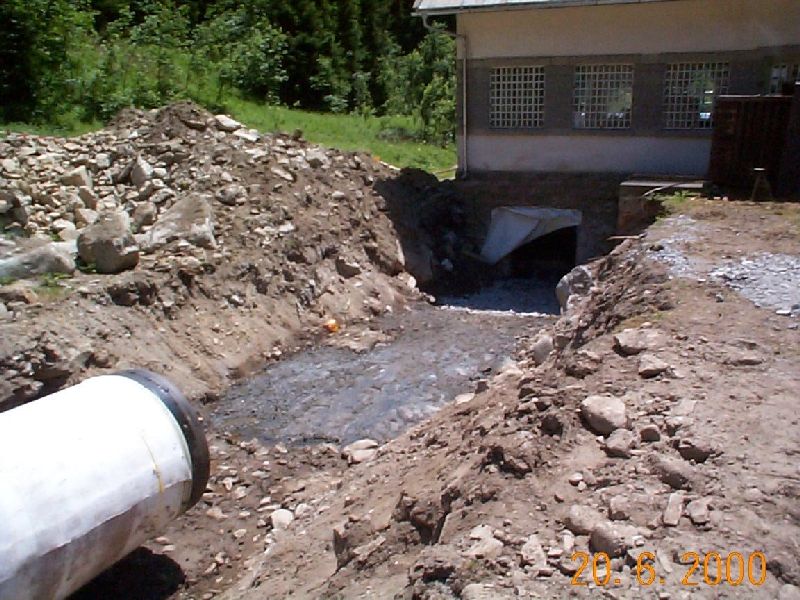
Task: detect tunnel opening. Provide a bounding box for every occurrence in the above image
[436,207,581,314]
[501,225,578,280]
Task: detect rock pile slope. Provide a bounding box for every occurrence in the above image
[0,102,427,408]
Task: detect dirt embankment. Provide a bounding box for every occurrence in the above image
[191,201,797,600]
[0,102,438,410]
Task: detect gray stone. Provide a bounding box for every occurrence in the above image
[132,201,157,230]
[685,497,711,525]
[77,187,98,210]
[589,521,638,557]
[0,243,75,280]
[306,148,330,169]
[214,114,242,132]
[652,455,695,490]
[581,395,628,435]
[531,333,554,366]
[676,437,718,463]
[556,265,592,312]
[130,157,153,188]
[662,492,684,526]
[51,219,78,242]
[271,166,295,183]
[608,496,630,521]
[565,504,604,535]
[270,508,294,530]
[614,328,667,356]
[520,534,547,572]
[0,302,8,319]
[234,129,260,143]
[335,257,362,279]
[342,439,379,464]
[74,208,98,228]
[466,534,504,559]
[217,184,246,206]
[77,210,139,274]
[779,584,800,600]
[638,353,670,378]
[639,424,662,443]
[605,428,637,458]
[61,166,92,188]
[146,193,215,250]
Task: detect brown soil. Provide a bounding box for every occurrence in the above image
[168,199,798,600]
[3,108,800,600]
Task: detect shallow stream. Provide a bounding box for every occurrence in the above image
[210,279,557,445]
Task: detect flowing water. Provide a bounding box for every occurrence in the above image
[210,279,558,446]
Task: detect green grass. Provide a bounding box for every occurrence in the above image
[1,117,101,138]
[225,99,456,173]
[2,99,456,174]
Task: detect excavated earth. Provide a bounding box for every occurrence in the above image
[3,107,800,600]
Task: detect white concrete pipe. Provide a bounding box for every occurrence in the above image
[0,370,210,600]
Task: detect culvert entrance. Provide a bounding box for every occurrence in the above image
[438,207,582,315]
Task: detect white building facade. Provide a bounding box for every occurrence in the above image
[414,0,800,176]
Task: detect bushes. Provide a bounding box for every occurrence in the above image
[1,0,457,148]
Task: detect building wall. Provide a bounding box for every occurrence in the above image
[457,0,800,59]
[455,0,800,174]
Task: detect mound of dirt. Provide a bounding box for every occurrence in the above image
[0,102,434,408]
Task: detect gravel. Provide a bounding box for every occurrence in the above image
[710,253,800,317]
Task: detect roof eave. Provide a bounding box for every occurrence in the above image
[413,0,679,17]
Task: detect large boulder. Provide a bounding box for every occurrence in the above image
[77,210,140,274]
[145,193,216,250]
[0,243,75,280]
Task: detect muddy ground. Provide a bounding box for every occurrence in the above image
[119,198,798,600]
[3,109,800,600]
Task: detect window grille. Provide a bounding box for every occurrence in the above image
[664,62,730,129]
[769,64,800,94]
[489,66,545,129]
[573,64,633,129]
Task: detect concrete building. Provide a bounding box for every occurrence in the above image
[414,0,800,177]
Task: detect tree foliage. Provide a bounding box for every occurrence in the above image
[0,0,456,144]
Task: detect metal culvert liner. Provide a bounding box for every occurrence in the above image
[0,370,210,600]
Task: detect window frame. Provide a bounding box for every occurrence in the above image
[572,63,635,130]
[489,65,546,130]
[663,62,730,130]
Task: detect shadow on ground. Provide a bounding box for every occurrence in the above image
[70,548,184,600]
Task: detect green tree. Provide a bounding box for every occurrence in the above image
[0,0,94,122]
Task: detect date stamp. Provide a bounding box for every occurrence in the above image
[571,551,768,587]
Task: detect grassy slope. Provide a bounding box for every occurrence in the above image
[1,100,456,174]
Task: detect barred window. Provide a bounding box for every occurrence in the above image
[664,62,730,129]
[769,63,800,94]
[489,66,545,129]
[573,64,633,129]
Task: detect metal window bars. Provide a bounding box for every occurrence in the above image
[664,62,730,129]
[573,64,634,129]
[489,66,545,129]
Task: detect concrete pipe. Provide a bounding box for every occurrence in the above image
[0,370,210,600]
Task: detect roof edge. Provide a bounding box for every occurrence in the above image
[413,0,681,17]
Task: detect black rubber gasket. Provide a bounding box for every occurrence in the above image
[117,369,210,510]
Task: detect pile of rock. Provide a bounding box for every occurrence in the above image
[0,102,395,282]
